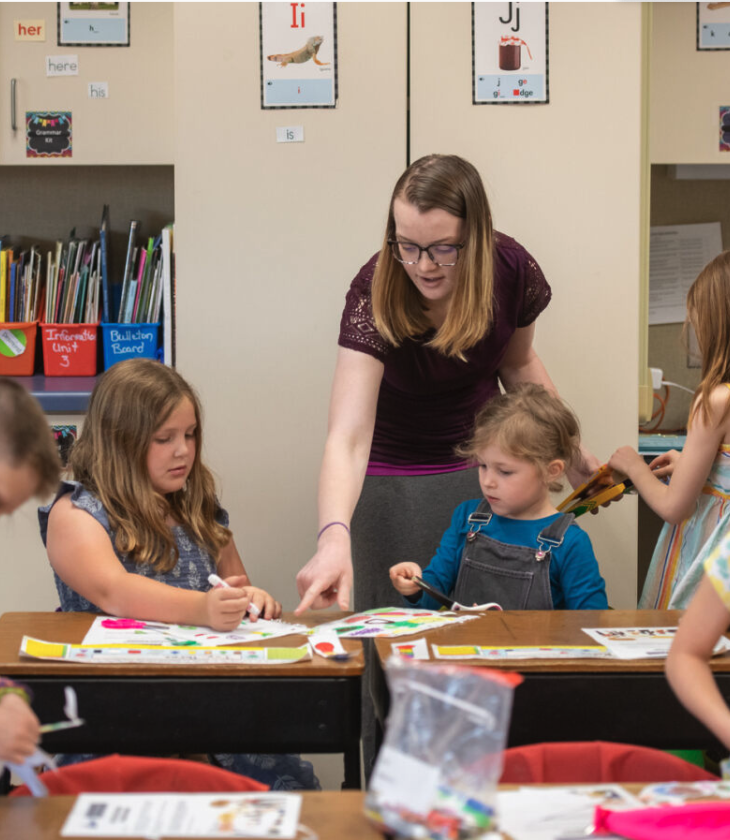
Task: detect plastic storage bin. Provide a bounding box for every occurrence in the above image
[0,321,38,375]
[101,322,160,370]
[41,322,98,376]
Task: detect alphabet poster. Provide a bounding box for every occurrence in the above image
[259,2,337,109]
[698,2,730,50]
[472,2,549,104]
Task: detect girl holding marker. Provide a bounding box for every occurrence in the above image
[39,359,318,790]
[390,384,607,611]
[609,251,730,609]
[0,379,60,765]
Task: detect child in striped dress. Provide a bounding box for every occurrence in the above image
[608,251,730,608]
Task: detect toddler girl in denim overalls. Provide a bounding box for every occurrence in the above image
[390,384,607,610]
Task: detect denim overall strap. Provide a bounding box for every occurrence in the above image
[535,513,575,560]
[452,507,563,610]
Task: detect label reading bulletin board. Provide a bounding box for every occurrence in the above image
[26,111,72,157]
[473,2,549,104]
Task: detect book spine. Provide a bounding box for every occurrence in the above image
[161,226,173,365]
[0,250,6,322]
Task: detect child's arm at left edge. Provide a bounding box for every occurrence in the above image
[666,575,730,750]
[216,538,282,621]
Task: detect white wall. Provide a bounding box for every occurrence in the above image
[1,2,645,626]
[0,2,173,164]
[651,2,730,164]
[173,3,408,607]
[409,2,644,607]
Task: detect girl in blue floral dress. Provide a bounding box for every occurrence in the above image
[39,359,318,790]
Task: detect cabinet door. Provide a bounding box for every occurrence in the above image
[0,1,173,164]
[409,1,645,608]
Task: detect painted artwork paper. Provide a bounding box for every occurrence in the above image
[582,625,730,660]
[61,792,302,838]
[309,607,478,639]
[473,2,549,104]
[20,636,311,665]
[260,1,337,108]
[80,615,308,648]
[432,644,612,661]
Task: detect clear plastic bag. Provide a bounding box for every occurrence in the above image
[365,656,522,839]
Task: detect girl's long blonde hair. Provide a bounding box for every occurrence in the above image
[372,154,495,360]
[69,358,231,572]
[686,250,730,429]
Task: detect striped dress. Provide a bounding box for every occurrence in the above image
[639,443,730,609]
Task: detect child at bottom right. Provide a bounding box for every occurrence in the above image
[666,532,730,755]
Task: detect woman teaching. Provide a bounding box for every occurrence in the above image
[296,154,599,619]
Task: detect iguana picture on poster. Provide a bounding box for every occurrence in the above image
[473,2,549,104]
[260,2,337,108]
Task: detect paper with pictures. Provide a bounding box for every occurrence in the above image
[260,1,336,107]
[61,792,302,838]
[309,607,478,639]
[432,644,612,661]
[391,637,430,660]
[649,223,722,324]
[581,625,730,659]
[20,636,311,666]
[81,615,307,648]
[497,784,640,840]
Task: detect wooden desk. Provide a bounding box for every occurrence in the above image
[373,610,730,751]
[0,785,697,839]
[0,791,381,839]
[0,612,363,789]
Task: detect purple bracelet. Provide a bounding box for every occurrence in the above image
[317,521,350,540]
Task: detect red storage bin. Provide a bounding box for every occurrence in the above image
[41,322,98,376]
[0,321,38,375]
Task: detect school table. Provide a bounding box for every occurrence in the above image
[0,611,363,790]
[372,609,730,752]
[0,791,381,839]
[0,785,712,839]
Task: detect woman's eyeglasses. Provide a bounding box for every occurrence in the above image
[388,240,464,267]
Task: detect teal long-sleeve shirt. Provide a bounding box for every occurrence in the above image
[409,499,608,610]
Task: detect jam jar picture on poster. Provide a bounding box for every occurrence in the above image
[473,2,549,104]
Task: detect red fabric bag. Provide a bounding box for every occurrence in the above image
[10,754,268,796]
[499,741,718,784]
[595,802,730,839]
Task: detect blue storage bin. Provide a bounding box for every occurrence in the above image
[101,322,160,370]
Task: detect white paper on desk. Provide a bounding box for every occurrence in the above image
[431,644,612,661]
[81,615,308,648]
[61,792,302,838]
[497,784,639,840]
[582,626,730,660]
[649,222,723,325]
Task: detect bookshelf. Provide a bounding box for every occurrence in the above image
[0,164,174,411]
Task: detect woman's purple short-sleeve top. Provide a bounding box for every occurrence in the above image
[337,232,551,475]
